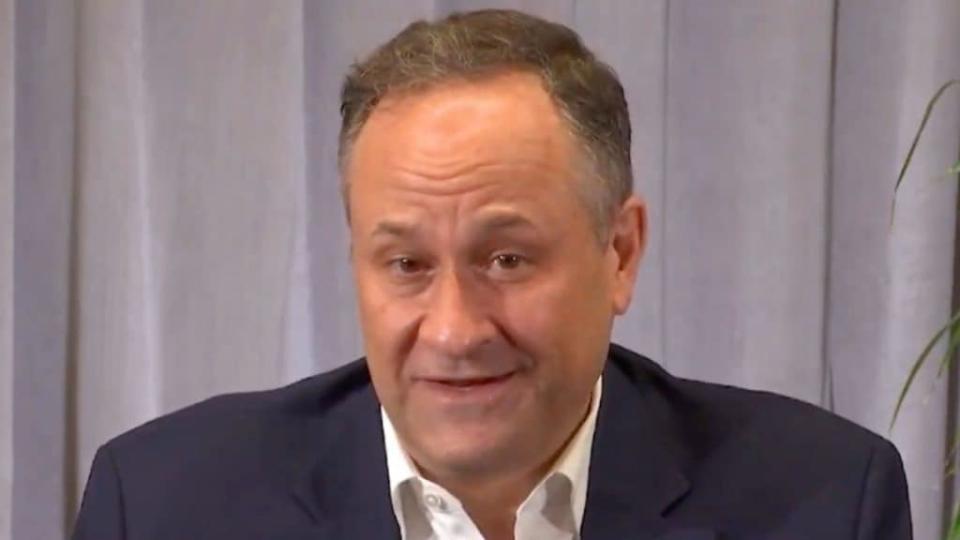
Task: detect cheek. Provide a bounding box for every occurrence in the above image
[355,273,422,395]
[498,267,612,373]
[356,266,414,339]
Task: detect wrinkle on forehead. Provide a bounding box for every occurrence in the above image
[371,178,560,245]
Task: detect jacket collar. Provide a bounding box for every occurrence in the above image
[291,380,401,539]
[289,345,716,539]
[581,344,716,539]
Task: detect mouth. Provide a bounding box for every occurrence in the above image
[418,371,519,400]
[433,372,513,385]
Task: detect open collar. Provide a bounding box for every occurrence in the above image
[289,347,717,539]
[380,376,604,537]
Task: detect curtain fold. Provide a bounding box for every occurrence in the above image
[11,1,77,538]
[72,0,158,516]
[656,0,834,403]
[0,0,13,537]
[4,1,959,539]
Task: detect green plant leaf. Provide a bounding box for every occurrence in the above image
[937,314,960,378]
[944,427,960,480]
[891,79,960,224]
[950,160,960,175]
[890,309,960,431]
[948,504,960,540]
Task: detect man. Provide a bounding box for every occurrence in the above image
[73,9,912,540]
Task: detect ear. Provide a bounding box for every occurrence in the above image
[608,195,648,315]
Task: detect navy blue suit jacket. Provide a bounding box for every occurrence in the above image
[72,344,912,539]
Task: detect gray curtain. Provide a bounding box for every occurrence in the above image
[3,1,959,539]
[1,0,12,535]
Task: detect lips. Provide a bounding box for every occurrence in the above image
[416,370,520,407]
[427,372,515,387]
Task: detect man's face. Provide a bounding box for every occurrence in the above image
[347,71,645,481]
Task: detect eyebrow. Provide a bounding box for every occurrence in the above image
[371,220,421,239]
[473,212,540,235]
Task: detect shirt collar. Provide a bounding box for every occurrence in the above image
[381,375,603,536]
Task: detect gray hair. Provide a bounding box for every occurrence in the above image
[338,9,633,237]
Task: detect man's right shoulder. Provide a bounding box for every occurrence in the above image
[102,357,374,460]
[73,359,383,537]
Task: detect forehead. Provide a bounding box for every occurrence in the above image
[346,71,577,192]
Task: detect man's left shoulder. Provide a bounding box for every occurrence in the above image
[606,344,912,536]
[608,343,904,480]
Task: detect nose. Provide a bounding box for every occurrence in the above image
[418,269,497,358]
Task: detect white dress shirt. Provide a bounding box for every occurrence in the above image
[381,377,602,540]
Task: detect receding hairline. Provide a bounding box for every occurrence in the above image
[339,68,571,171]
[339,68,616,239]
[337,9,635,239]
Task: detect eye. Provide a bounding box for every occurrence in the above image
[486,253,533,281]
[491,253,525,270]
[388,256,428,275]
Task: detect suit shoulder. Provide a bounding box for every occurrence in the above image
[103,358,372,456]
[610,344,892,457]
[606,349,910,533]
[700,381,887,457]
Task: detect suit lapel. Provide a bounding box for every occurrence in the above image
[290,379,401,539]
[581,345,716,540]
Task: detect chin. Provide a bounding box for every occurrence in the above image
[422,427,524,476]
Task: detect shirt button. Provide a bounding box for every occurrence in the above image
[424,494,446,511]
